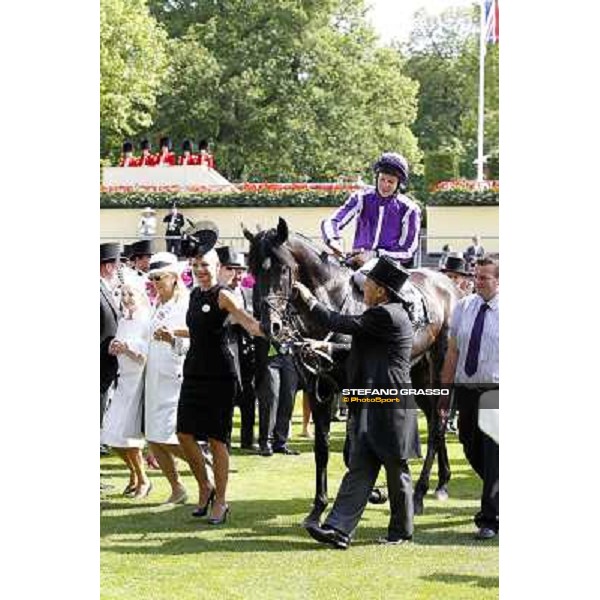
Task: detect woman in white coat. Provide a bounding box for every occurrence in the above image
[144,252,190,504]
[101,282,151,498]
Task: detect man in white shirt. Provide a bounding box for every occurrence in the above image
[440,256,499,540]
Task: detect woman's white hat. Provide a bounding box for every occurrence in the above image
[142,206,156,215]
[147,252,181,276]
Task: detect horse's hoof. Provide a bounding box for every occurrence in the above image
[434,486,449,501]
[413,494,424,516]
[303,503,327,527]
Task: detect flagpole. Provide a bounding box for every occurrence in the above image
[476,0,486,183]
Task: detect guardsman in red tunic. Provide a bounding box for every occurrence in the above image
[178,139,198,166]
[119,141,137,167]
[196,139,215,169]
[156,136,176,166]
[137,139,156,167]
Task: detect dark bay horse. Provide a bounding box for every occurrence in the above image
[245,218,460,522]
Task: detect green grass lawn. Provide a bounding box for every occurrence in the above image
[101,410,498,600]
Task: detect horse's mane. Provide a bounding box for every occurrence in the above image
[247,228,346,285]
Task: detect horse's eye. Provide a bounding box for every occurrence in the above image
[262,258,271,270]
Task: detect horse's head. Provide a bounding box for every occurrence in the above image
[245,218,356,345]
[244,218,299,342]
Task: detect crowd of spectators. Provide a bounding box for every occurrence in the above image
[101,218,498,542]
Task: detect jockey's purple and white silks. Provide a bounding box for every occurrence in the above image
[320,186,421,262]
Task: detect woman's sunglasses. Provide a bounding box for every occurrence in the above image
[148,273,169,282]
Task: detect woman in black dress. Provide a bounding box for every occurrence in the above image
[175,248,264,524]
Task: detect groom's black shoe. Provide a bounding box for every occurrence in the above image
[305,523,350,550]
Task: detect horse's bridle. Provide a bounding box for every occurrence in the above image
[261,264,337,404]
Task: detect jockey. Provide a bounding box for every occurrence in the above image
[320,152,421,268]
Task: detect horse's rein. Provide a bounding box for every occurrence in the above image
[261,265,336,403]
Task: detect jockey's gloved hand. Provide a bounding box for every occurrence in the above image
[293,282,315,305]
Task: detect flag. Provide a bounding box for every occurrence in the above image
[485,0,499,44]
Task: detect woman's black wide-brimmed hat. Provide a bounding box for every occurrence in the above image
[180,220,219,258]
[366,256,410,299]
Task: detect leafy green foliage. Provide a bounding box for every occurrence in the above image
[402,7,499,179]
[109,0,422,181]
[100,189,350,209]
[100,187,486,209]
[487,153,499,179]
[427,189,499,206]
[424,150,459,190]
[100,0,169,159]
[101,1,499,183]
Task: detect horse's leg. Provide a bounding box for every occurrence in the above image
[411,357,438,516]
[430,323,451,496]
[303,393,331,526]
[413,396,438,515]
[435,424,451,496]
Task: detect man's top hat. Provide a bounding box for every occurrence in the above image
[100,242,121,263]
[180,220,219,258]
[216,246,245,268]
[129,239,154,259]
[122,141,134,154]
[182,139,193,153]
[366,256,410,300]
[440,255,472,276]
[121,244,132,261]
[159,136,172,151]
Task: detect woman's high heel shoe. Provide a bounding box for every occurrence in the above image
[123,483,137,497]
[191,488,216,518]
[207,503,230,525]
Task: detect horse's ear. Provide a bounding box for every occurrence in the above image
[275,218,289,245]
[241,223,255,243]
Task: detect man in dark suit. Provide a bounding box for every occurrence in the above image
[464,235,486,267]
[217,247,258,451]
[294,257,419,549]
[163,204,186,256]
[100,243,121,427]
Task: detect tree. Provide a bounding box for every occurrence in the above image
[144,0,421,180]
[401,6,499,178]
[151,29,222,148]
[100,0,169,159]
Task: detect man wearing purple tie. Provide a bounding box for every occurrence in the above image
[440,256,499,540]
